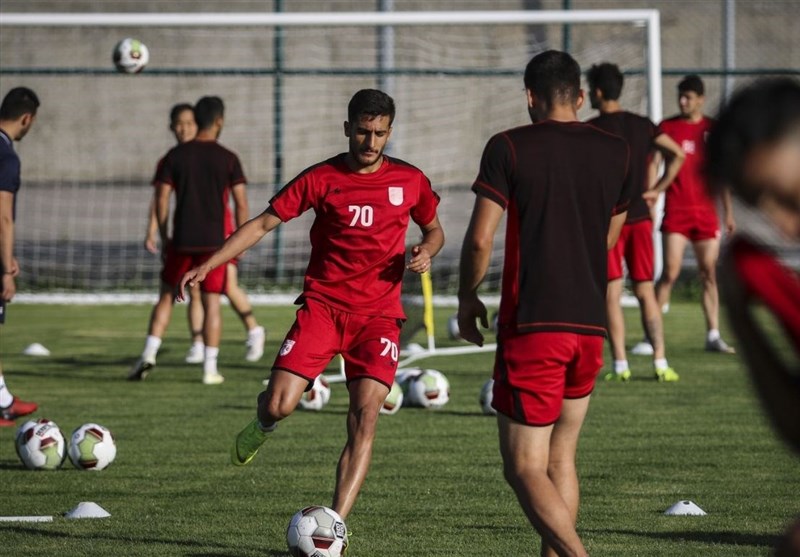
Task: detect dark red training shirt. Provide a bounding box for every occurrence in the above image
[473,120,632,337]
[157,140,246,253]
[588,111,658,223]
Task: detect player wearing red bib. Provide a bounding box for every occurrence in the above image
[586,62,685,382]
[179,89,443,521]
[707,77,800,557]
[458,51,633,557]
[656,75,736,353]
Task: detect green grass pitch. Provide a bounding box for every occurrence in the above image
[0,301,798,556]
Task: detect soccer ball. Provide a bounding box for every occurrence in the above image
[479,378,497,415]
[405,368,450,409]
[15,419,66,470]
[286,505,349,557]
[68,423,117,471]
[112,38,149,74]
[380,381,404,415]
[297,376,331,411]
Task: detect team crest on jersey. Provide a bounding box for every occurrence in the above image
[279,339,296,356]
[681,139,696,155]
[388,187,404,206]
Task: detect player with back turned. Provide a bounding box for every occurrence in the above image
[586,62,685,382]
[458,51,633,556]
[178,89,444,525]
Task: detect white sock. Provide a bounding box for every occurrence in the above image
[204,346,220,374]
[0,377,13,407]
[707,329,721,342]
[654,358,669,370]
[614,360,629,373]
[248,326,264,337]
[142,335,162,361]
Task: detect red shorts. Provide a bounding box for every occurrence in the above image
[161,247,227,294]
[273,298,401,388]
[608,219,655,282]
[661,208,720,242]
[492,331,604,426]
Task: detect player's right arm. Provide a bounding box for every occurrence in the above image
[144,196,159,254]
[177,207,282,301]
[155,182,171,251]
[643,133,685,207]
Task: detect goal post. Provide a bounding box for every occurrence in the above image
[0,9,663,299]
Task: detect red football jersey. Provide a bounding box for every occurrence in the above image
[658,116,716,213]
[269,154,440,319]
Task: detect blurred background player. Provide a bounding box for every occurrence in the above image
[144,103,265,365]
[458,51,632,557]
[654,74,736,354]
[706,77,800,557]
[129,96,250,384]
[179,89,444,522]
[586,62,685,382]
[0,86,40,426]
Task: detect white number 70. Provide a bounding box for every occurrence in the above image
[379,337,398,361]
[348,205,374,227]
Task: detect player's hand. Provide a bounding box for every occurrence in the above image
[7,257,20,277]
[2,273,16,302]
[406,245,432,274]
[177,266,208,302]
[144,235,159,254]
[642,188,660,208]
[457,294,488,347]
[725,214,736,236]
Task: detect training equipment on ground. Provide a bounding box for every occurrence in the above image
[68,423,117,471]
[479,378,497,415]
[664,500,707,516]
[286,505,349,557]
[380,381,404,415]
[112,37,149,73]
[404,368,450,409]
[297,376,331,411]
[15,419,66,470]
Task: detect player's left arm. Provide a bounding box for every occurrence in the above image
[231,182,249,228]
[406,215,444,274]
[643,133,686,207]
[721,186,736,235]
[0,190,17,302]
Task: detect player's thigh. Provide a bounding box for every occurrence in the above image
[693,238,721,278]
[272,299,341,385]
[344,316,402,388]
[497,413,554,471]
[550,395,592,461]
[661,232,689,275]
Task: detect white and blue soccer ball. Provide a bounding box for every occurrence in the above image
[405,368,450,409]
[15,419,66,470]
[112,37,149,74]
[286,505,349,557]
[380,381,404,415]
[69,423,117,471]
[479,378,497,415]
[297,376,331,411]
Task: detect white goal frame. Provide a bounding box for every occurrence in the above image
[1,9,663,380]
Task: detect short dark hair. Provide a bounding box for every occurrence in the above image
[706,78,800,204]
[0,87,40,120]
[347,89,395,125]
[193,96,224,130]
[678,74,705,96]
[586,63,624,101]
[170,102,193,126]
[524,50,581,110]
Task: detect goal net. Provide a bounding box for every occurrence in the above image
[0,9,661,299]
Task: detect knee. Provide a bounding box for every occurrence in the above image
[698,266,717,286]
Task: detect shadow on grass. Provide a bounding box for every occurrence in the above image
[0,524,285,556]
[589,527,779,549]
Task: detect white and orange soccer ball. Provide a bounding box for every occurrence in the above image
[404,368,450,409]
[15,419,67,470]
[297,376,331,411]
[286,505,349,557]
[112,37,149,74]
[379,380,404,415]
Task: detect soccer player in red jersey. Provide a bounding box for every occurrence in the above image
[129,96,250,385]
[586,62,685,382]
[144,104,266,365]
[0,87,40,427]
[656,75,736,353]
[179,89,443,521]
[458,51,633,557]
[708,77,800,557]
